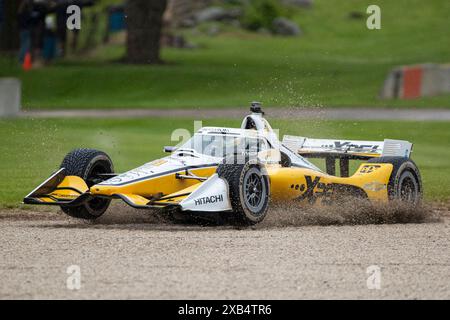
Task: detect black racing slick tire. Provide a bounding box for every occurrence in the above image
[367,156,422,205]
[60,148,114,219]
[217,158,270,225]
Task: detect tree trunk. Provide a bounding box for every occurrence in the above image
[125,0,167,64]
[0,0,21,52]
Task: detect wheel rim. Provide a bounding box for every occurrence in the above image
[399,175,418,203]
[85,160,111,187]
[86,160,112,213]
[243,167,266,214]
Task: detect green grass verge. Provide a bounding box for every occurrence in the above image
[1,0,449,109]
[0,117,449,208]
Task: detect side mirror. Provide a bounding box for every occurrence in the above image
[164,146,176,153]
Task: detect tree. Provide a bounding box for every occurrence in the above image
[125,0,167,64]
[0,0,21,52]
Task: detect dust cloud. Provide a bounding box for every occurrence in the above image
[260,200,440,228]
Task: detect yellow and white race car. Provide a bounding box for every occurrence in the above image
[24,103,422,225]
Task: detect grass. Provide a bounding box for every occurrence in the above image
[0,117,449,208]
[1,0,449,109]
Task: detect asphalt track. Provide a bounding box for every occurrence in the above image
[21,107,450,121]
[1,203,449,299]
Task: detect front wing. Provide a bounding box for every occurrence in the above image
[24,169,233,212]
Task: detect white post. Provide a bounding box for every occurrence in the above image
[0,78,21,117]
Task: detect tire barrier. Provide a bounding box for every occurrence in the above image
[380,63,450,99]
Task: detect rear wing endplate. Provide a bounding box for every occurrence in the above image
[282,135,412,160]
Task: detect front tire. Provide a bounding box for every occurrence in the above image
[217,158,270,225]
[60,148,114,219]
[368,157,422,205]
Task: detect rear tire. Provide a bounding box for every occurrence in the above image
[217,157,270,225]
[367,157,422,205]
[60,148,114,219]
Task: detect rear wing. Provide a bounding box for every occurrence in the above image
[282,135,412,160]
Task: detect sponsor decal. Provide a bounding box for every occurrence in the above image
[52,193,77,199]
[293,176,333,204]
[290,183,306,192]
[194,194,224,206]
[360,164,381,174]
[150,159,167,166]
[100,164,217,186]
[103,168,153,184]
[363,182,386,192]
[320,141,380,153]
[205,128,230,134]
[292,175,372,202]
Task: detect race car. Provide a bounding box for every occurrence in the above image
[24,102,422,225]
